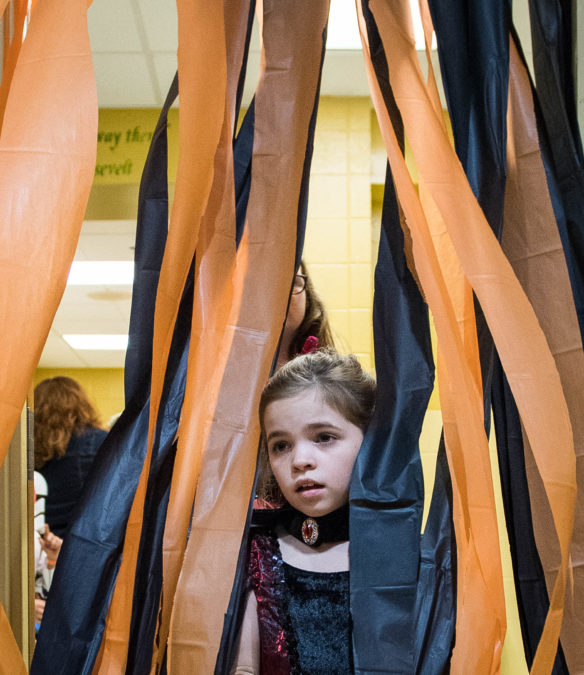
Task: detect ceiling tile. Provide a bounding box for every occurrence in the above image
[137,0,178,52]
[78,351,127,369]
[75,233,136,261]
[93,54,159,107]
[152,53,178,102]
[81,220,137,235]
[39,330,90,369]
[88,0,143,52]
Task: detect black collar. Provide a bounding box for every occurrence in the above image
[281,503,349,547]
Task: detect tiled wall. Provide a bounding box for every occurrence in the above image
[304,97,374,370]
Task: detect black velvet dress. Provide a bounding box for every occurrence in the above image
[248,531,352,674]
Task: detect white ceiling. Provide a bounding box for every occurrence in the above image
[39,0,534,369]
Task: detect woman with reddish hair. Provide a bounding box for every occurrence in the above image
[34,376,107,537]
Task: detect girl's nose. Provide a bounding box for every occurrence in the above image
[291,442,316,471]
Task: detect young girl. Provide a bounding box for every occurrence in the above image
[233,350,376,674]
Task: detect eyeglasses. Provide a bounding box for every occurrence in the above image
[292,273,307,294]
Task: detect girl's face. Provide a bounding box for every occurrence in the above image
[264,388,364,517]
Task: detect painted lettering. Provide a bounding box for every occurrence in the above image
[94,159,133,177]
[97,130,122,151]
[125,125,153,143]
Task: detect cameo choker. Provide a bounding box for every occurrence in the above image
[282,503,349,547]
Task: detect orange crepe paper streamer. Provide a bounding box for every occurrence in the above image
[417,13,504,666]
[504,41,584,674]
[0,0,97,462]
[155,225,247,674]
[96,2,232,671]
[0,605,26,675]
[0,0,96,667]
[2,8,8,74]
[0,0,28,131]
[417,0,482,392]
[357,6,506,673]
[368,1,576,672]
[417,5,505,669]
[166,2,331,671]
[416,16,499,649]
[149,3,253,671]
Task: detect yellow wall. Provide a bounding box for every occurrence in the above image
[304,97,374,371]
[33,368,124,427]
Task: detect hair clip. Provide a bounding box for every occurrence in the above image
[301,336,319,354]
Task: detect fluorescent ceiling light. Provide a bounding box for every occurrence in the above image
[326,0,436,51]
[64,334,128,350]
[67,261,134,286]
[327,0,361,50]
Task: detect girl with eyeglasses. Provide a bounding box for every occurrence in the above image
[276,260,335,369]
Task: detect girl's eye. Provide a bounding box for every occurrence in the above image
[269,440,289,454]
[316,432,335,444]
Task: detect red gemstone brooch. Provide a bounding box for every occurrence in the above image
[301,517,319,545]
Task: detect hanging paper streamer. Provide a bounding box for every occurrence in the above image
[349,4,455,671]
[31,76,191,675]
[528,0,584,342]
[0,0,27,130]
[504,38,584,675]
[0,0,96,488]
[167,2,331,671]
[150,3,254,668]
[357,3,505,671]
[0,0,96,669]
[359,0,577,672]
[95,0,235,669]
[215,28,326,675]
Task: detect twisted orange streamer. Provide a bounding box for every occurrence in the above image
[357,4,506,671]
[0,0,97,667]
[367,1,576,672]
[166,2,331,671]
[150,4,253,670]
[0,0,27,131]
[96,2,232,671]
[504,40,584,674]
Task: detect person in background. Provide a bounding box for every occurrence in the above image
[275,260,335,370]
[34,524,62,630]
[34,376,108,538]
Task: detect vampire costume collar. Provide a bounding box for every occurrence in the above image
[281,503,349,547]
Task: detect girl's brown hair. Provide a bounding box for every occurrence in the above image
[257,349,376,504]
[286,261,335,360]
[34,377,103,468]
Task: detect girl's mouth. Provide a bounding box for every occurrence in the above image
[296,481,324,493]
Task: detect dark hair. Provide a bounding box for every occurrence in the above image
[286,261,335,360]
[34,377,103,468]
[257,349,376,504]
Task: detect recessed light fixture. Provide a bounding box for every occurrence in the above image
[64,334,128,350]
[67,261,134,286]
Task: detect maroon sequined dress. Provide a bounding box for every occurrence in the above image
[247,531,352,675]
